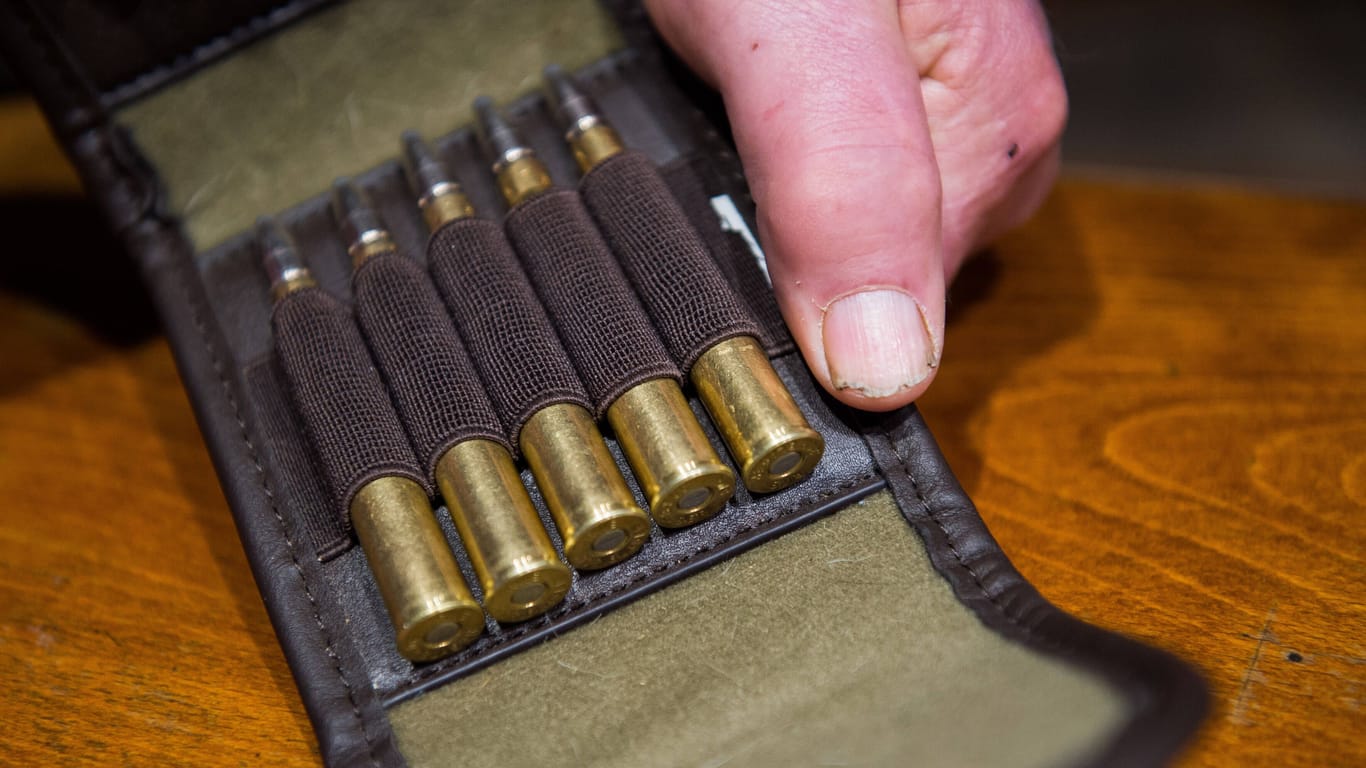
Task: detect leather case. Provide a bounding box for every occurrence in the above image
[1,1,1209,765]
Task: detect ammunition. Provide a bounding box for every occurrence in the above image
[544,67,825,492]
[472,102,735,527]
[542,64,625,172]
[258,218,318,301]
[348,475,486,658]
[401,133,651,567]
[519,402,652,567]
[690,337,825,492]
[331,183,571,621]
[258,218,483,660]
[331,180,396,266]
[472,97,552,208]
[435,439,572,621]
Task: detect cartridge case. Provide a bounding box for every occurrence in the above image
[519,403,651,570]
[690,336,824,492]
[270,271,316,303]
[496,152,553,208]
[569,121,624,173]
[606,378,734,527]
[349,475,485,661]
[420,183,475,231]
[436,439,571,623]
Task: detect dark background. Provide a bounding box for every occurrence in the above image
[1047,0,1364,198]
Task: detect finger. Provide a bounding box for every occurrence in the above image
[900,0,1068,276]
[646,0,945,411]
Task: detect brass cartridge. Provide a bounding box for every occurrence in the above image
[607,378,735,527]
[690,337,824,492]
[331,182,572,621]
[471,101,735,527]
[436,439,571,622]
[350,475,486,659]
[541,65,625,172]
[258,218,484,660]
[402,132,652,568]
[519,403,651,568]
[258,217,318,301]
[331,180,396,267]
[543,66,825,492]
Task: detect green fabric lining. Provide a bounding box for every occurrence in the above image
[116,0,621,250]
[391,491,1127,767]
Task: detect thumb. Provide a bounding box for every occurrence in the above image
[647,0,945,411]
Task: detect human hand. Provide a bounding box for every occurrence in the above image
[645,0,1067,411]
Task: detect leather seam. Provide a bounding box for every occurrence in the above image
[99,0,324,108]
[395,470,878,692]
[172,242,383,767]
[886,426,995,598]
[877,421,1048,644]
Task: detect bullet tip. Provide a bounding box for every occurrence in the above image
[400,130,459,202]
[541,65,600,130]
[471,96,528,164]
[329,179,385,248]
[256,216,311,290]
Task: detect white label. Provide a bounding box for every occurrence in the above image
[710,194,771,287]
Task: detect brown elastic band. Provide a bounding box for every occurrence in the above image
[580,151,761,370]
[426,217,593,447]
[245,357,349,560]
[661,155,793,356]
[505,189,680,415]
[271,286,428,524]
[352,250,509,478]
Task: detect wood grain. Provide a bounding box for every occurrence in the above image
[2,97,1363,764]
[0,101,319,767]
[921,175,1366,765]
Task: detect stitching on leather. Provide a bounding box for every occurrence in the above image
[100,0,316,106]
[875,418,1170,708]
[172,248,383,767]
[399,470,877,690]
[878,421,1020,630]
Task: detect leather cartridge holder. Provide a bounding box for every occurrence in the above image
[0,0,1208,766]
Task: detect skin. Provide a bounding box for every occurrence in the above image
[644,0,1068,411]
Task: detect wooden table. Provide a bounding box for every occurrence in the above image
[2,99,1362,765]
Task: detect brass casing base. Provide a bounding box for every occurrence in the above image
[496,155,553,208]
[607,378,735,528]
[519,403,650,570]
[569,122,625,173]
[421,187,474,232]
[691,336,825,493]
[436,439,571,623]
[349,476,485,661]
